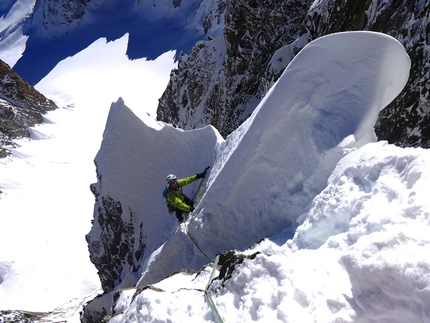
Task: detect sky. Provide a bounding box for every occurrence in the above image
[81,31,430,323]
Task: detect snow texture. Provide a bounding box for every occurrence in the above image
[2,10,428,320]
[100,31,410,286]
[80,31,430,323]
[0,33,175,320]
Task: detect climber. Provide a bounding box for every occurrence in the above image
[165,167,209,222]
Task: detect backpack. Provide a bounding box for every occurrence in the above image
[163,186,175,213]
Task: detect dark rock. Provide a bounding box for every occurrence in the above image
[303,0,430,148]
[86,194,146,293]
[0,59,58,157]
[157,0,313,138]
[0,310,49,323]
[216,250,260,285]
[157,0,430,149]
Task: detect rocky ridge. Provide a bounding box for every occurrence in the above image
[157,0,313,137]
[0,59,57,158]
[36,0,90,34]
[157,0,430,148]
[1,0,428,321]
[81,250,258,323]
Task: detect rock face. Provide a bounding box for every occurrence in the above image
[0,310,47,323]
[157,0,313,138]
[11,0,215,85]
[36,0,90,33]
[82,0,429,321]
[157,0,430,148]
[83,0,429,318]
[0,60,57,158]
[86,190,146,293]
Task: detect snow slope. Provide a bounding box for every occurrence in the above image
[83,31,417,322]
[98,140,430,323]
[0,33,176,320]
[0,0,34,66]
[147,31,412,285]
[1,0,220,84]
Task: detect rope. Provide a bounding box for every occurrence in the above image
[187,166,224,321]
[191,166,210,201]
[205,255,225,323]
[191,177,204,201]
[187,167,212,260]
[187,232,211,261]
[186,233,224,322]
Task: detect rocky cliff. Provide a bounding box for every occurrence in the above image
[3,0,426,321]
[11,0,216,85]
[157,0,430,148]
[0,59,57,158]
[81,28,414,322]
[157,0,313,137]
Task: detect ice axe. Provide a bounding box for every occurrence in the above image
[192,166,210,201]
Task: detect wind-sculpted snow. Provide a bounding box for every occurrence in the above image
[86,142,430,323]
[84,31,411,321]
[87,97,222,292]
[134,31,410,286]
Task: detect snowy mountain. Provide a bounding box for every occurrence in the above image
[1,1,430,323]
[0,33,176,322]
[1,0,218,85]
[0,59,57,158]
[156,0,313,137]
[157,0,430,148]
[2,0,429,145]
[81,31,415,323]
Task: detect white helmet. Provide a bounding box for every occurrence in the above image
[166,174,177,183]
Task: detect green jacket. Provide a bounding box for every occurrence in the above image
[166,175,199,211]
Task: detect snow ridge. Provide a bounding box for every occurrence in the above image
[136,31,410,286]
[83,31,411,322]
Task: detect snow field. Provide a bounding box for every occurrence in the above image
[0,33,176,317]
[115,140,430,323]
